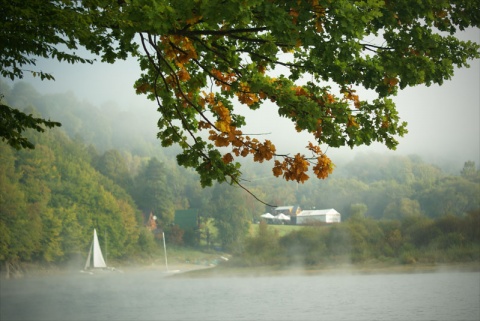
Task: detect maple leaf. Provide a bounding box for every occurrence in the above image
[347,115,359,128]
[222,153,234,164]
[135,83,150,94]
[215,121,230,134]
[313,154,334,179]
[198,121,211,130]
[177,68,191,82]
[272,161,284,177]
[240,148,250,157]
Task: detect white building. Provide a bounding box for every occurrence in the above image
[296,209,341,225]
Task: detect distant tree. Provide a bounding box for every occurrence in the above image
[464,210,480,243]
[95,149,134,190]
[350,203,368,219]
[347,215,385,261]
[379,220,403,256]
[209,183,251,252]
[166,225,184,246]
[419,177,480,217]
[308,177,370,216]
[133,157,175,224]
[383,198,422,220]
[246,220,280,257]
[460,161,479,183]
[326,224,352,258]
[365,180,413,219]
[410,160,445,191]
[55,206,83,258]
[185,181,211,210]
[1,1,479,196]
[401,215,439,248]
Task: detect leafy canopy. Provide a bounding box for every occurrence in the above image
[1,0,479,195]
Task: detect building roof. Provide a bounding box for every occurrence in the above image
[297,209,340,217]
[174,209,198,229]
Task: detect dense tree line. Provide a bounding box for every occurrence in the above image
[238,212,480,267]
[291,153,480,220]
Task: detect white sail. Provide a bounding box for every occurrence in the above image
[84,229,107,269]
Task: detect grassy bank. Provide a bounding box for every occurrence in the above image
[174,260,480,278]
[250,223,304,237]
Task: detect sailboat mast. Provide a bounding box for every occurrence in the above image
[163,232,169,271]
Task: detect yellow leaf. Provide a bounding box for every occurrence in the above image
[347,115,359,128]
[215,120,230,133]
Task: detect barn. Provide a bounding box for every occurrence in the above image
[174,209,199,229]
[296,209,341,225]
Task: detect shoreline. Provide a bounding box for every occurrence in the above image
[172,261,480,278]
[0,261,216,279]
[2,260,479,280]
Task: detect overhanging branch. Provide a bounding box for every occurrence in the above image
[177,27,268,36]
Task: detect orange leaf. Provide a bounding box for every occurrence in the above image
[222,153,234,164]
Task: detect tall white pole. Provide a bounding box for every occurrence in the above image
[162,232,168,271]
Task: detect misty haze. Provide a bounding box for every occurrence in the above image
[1,2,480,321]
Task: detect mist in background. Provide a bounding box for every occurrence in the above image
[3,29,479,169]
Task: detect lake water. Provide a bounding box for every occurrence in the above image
[1,269,479,321]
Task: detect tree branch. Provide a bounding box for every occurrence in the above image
[178,27,268,36]
[232,177,278,207]
[360,42,394,51]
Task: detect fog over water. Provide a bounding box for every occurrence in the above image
[1,270,479,321]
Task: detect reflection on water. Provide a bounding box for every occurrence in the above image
[1,270,479,321]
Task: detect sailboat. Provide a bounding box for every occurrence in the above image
[82,229,115,273]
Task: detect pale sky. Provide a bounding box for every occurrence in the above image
[4,28,479,168]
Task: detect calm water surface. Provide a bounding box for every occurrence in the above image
[1,270,479,321]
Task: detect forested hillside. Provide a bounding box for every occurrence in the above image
[0,127,141,272]
[1,81,479,273]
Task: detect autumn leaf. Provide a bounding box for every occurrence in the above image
[313,154,334,179]
[177,68,191,82]
[215,121,230,134]
[222,153,234,164]
[236,82,259,106]
[347,115,359,128]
